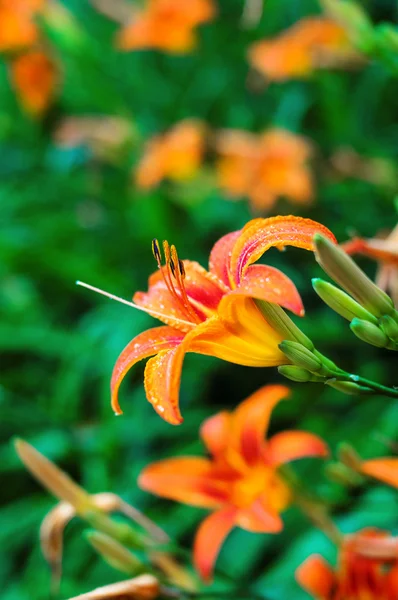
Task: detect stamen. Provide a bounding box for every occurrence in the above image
[76,281,194,328]
[151,239,162,267]
[178,259,186,279]
[170,245,200,323]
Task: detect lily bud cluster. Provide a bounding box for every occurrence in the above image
[313,235,398,350]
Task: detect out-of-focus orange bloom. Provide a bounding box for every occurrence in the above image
[11,50,56,115]
[248,17,353,82]
[117,0,216,54]
[360,457,398,488]
[342,225,398,306]
[296,528,398,599]
[140,385,328,581]
[101,216,335,425]
[216,128,313,211]
[136,120,205,190]
[0,0,44,52]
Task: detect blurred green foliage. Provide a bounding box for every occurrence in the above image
[1,0,398,598]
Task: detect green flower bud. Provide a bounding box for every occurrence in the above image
[312,278,378,323]
[337,443,362,471]
[255,300,314,350]
[350,318,389,348]
[86,531,144,575]
[278,365,320,383]
[325,462,364,486]
[326,378,372,395]
[379,315,398,342]
[279,341,322,372]
[314,234,395,318]
[320,0,374,50]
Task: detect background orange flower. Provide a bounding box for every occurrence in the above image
[11,50,57,115]
[117,0,216,53]
[248,17,354,81]
[135,119,205,190]
[0,0,44,52]
[216,128,313,211]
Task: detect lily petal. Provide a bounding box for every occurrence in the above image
[360,458,398,488]
[193,506,237,582]
[180,261,228,311]
[266,431,329,466]
[342,236,398,266]
[230,215,337,284]
[139,457,230,508]
[134,283,197,331]
[236,498,284,533]
[234,264,304,316]
[231,385,291,466]
[144,348,184,425]
[111,326,185,415]
[200,411,231,458]
[296,555,335,599]
[208,230,241,287]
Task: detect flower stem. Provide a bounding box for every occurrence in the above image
[332,371,398,398]
[280,466,342,547]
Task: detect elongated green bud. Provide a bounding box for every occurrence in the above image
[312,278,378,323]
[325,462,363,486]
[279,341,322,372]
[350,318,389,348]
[314,234,395,318]
[278,365,320,383]
[320,0,374,49]
[379,315,398,342]
[326,379,372,395]
[86,531,144,575]
[338,443,362,471]
[255,300,314,350]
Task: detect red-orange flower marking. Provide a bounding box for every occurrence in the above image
[216,128,313,211]
[117,0,216,54]
[248,17,353,82]
[297,528,398,599]
[11,50,56,115]
[109,216,336,425]
[140,385,329,581]
[136,120,205,190]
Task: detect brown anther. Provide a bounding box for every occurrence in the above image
[169,258,176,278]
[151,239,162,266]
[178,260,186,279]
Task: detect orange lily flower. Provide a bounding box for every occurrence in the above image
[342,225,398,307]
[135,120,205,190]
[94,216,336,425]
[0,0,44,52]
[116,0,216,54]
[360,457,398,489]
[296,528,398,599]
[11,50,57,115]
[216,128,313,211]
[139,385,329,581]
[248,17,353,82]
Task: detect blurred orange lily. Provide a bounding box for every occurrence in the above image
[342,225,398,307]
[248,17,354,82]
[117,0,216,54]
[11,50,57,115]
[135,120,205,190]
[216,128,313,211]
[140,385,329,581]
[87,216,335,425]
[296,528,398,599]
[360,457,398,489]
[0,0,44,52]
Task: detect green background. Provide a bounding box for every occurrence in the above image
[1,0,397,598]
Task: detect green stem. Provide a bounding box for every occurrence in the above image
[333,371,398,398]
